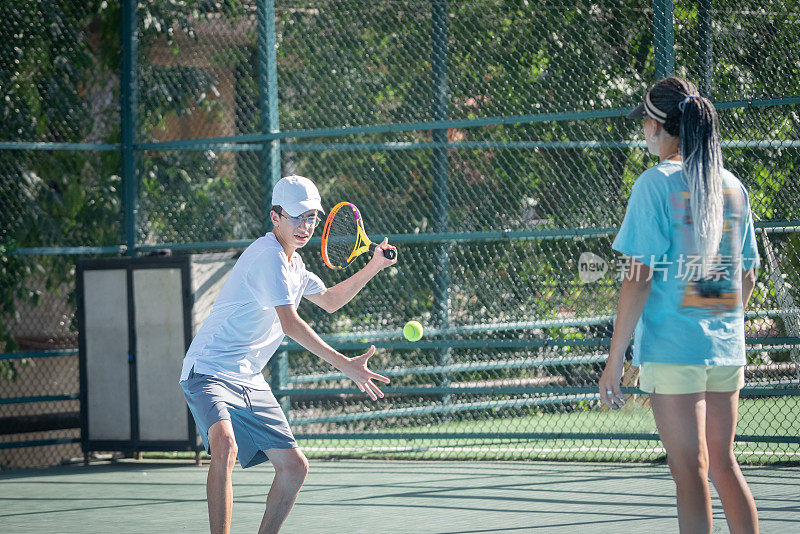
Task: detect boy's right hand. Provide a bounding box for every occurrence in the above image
[368,237,398,271]
[341,345,390,401]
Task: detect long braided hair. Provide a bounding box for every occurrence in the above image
[647,77,723,272]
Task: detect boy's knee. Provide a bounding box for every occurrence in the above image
[290,453,309,479]
[299,454,310,476]
[210,431,238,467]
[277,452,309,483]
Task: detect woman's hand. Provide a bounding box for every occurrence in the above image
[599,348,627,409]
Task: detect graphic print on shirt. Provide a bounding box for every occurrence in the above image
[670,187,744,313]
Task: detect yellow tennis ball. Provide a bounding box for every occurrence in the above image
[403,320,423,342]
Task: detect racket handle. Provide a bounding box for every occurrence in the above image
[369,243,397,260]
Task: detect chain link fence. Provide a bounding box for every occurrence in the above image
[2,0,798,468]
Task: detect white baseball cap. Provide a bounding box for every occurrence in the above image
[271,175,324,217]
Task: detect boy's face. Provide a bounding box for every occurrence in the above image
[271,208,321,248]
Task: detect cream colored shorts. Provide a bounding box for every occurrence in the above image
[638,362,745,395]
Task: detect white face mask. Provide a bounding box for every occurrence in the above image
[643,119,661,156]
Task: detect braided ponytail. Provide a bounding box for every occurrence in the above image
[680,94,723,273]
[642,77,724,274]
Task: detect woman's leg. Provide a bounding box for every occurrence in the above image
[651,392,712,534]
[705,390,758,534]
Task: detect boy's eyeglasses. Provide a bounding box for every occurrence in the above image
[278,211,321,228]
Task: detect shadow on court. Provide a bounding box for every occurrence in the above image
[1,460,797,533]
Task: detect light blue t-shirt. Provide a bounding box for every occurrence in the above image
[180,233,326,389]
[612,160,760,366]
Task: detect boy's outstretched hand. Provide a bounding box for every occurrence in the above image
[341,345,390,400]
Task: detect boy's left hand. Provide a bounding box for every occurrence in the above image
[369,237,398,270]
[341,345,390,400]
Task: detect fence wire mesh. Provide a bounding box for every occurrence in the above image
[0,352,81,470]
[1,0,799,468]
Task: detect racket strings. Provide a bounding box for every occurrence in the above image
[325,207,359,267]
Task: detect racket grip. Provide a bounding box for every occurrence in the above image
[369,243,397,260]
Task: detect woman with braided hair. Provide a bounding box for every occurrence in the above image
[599,77,760,533]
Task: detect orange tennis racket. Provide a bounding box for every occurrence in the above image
[321,201,396,269]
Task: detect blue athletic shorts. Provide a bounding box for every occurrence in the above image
[180,368,297,469]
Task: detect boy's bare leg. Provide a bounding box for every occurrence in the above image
[706,390,759,534]
[207,420,238,534]
[258,448,309,534]
[651,392,712,533]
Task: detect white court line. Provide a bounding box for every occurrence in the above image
[302,445,800,456]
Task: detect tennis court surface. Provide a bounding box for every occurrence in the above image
[1,459,798,533]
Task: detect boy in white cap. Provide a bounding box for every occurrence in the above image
[179,175,396,534]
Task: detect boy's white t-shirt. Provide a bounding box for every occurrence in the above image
[179,233,326,390]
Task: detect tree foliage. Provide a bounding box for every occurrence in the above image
[1,0,798,376]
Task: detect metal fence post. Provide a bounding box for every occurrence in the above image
[257,0,282,213]
[257,0,289,412]
[653,0,675,80]
[698,0,713,97]
[431,0,452,407]
[121,0,138,257]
